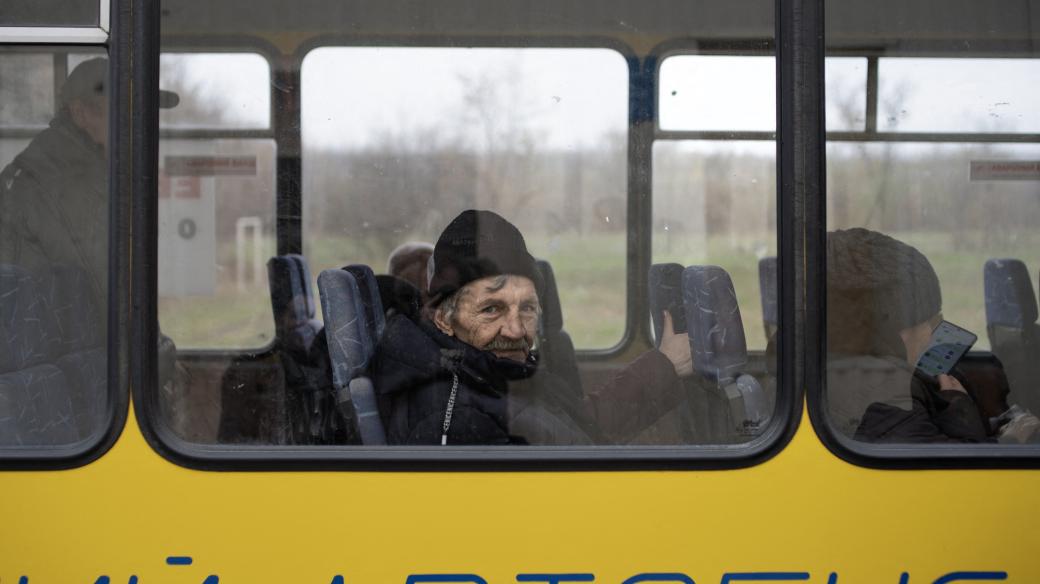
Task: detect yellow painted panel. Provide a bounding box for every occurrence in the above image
[1,406,1038,582]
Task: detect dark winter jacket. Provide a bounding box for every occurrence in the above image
[370,315,594,445]
[853,364,992,443]
[0,112,108,308]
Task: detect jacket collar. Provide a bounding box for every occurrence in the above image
[374,315,538,397]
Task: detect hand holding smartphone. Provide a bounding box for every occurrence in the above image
[914,320,977,379]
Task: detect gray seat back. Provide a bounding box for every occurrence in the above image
[682,265,770,436]
[758,256,778,342]
[534,259,582,394]
[0,265,81,445]
[984,258,1040,413]
[317,268,386,445]
[648,263,685,346]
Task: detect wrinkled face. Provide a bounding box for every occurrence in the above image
[69,96,108,150]
[434,275,539,362]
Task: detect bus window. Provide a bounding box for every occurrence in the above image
[0,48,112,449]
[152,2,797,457]
[878,58,1040,133]
[157,53,276,351]
[301,47,628,350]
[656,53,779,444]
[823,0,1040,451]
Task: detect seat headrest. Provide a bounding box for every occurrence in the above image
[268,254,317,331]
[984,258,1038,328]
[648,263,684,347]
[535,259,564,334]
[682,265,749,385]
[317,269,375,389]
[758,256,778,328]
[343,264,386,341]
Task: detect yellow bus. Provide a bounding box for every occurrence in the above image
[2,0,1039,581]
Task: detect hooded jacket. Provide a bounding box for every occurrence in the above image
[370,314,594,445]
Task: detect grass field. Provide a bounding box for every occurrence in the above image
[159,229,1039,353]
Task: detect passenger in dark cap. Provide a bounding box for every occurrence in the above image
[826,228,995,443]
[370,210,596,444]
[368,209,704,445]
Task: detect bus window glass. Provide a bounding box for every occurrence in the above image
[0,0,99,27]
[156,138,277,350]
[653,141,776,351]
[659,56,775,132]
[659,56,866,132]
[824,0,1040,448]
[156,5,785,453]
[302,47,628,349]
[159,53,270,130]
[0,54,54,129]
[825,57,866,132]
[0,48,111,447]
[878,59,1040,133]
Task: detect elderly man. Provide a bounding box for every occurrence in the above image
[370,210,596,444]
[369,210,703,446]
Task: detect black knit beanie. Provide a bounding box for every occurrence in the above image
[427,210,542,306]
[827,228,942,354]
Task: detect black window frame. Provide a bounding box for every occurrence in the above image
[0,4,131,470]
[132,0,811,471]
[807,47,1040,467]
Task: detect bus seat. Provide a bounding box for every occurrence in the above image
[39,266,107,439]
[375,274,423,320]
[648,263,684,346]
[0,364,79,445]
[344,264,386,343]
[682,265,770,437]
[1,265,61,373]
[267,254,322,354]
[534,259,582,395]
[758,256,778,341]
[983,258,1040,413]
[317,268,387,445]
[0,265,79,445]
[265,255,328,444]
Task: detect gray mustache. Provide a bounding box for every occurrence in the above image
[484,337,530,352]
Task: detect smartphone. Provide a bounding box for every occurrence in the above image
[915,320,977,379]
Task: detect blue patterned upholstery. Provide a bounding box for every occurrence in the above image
[758,256,778,341]
[682,265,770,436]
[317,268,386,445]
[983,258,1040,414]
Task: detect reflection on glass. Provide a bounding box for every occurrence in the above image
[0,51,109,446]
[156,139,278,350]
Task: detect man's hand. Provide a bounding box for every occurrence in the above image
[658,310,693,378]
[937,373,967,394]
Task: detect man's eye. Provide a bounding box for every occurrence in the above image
[481,305,499,314]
